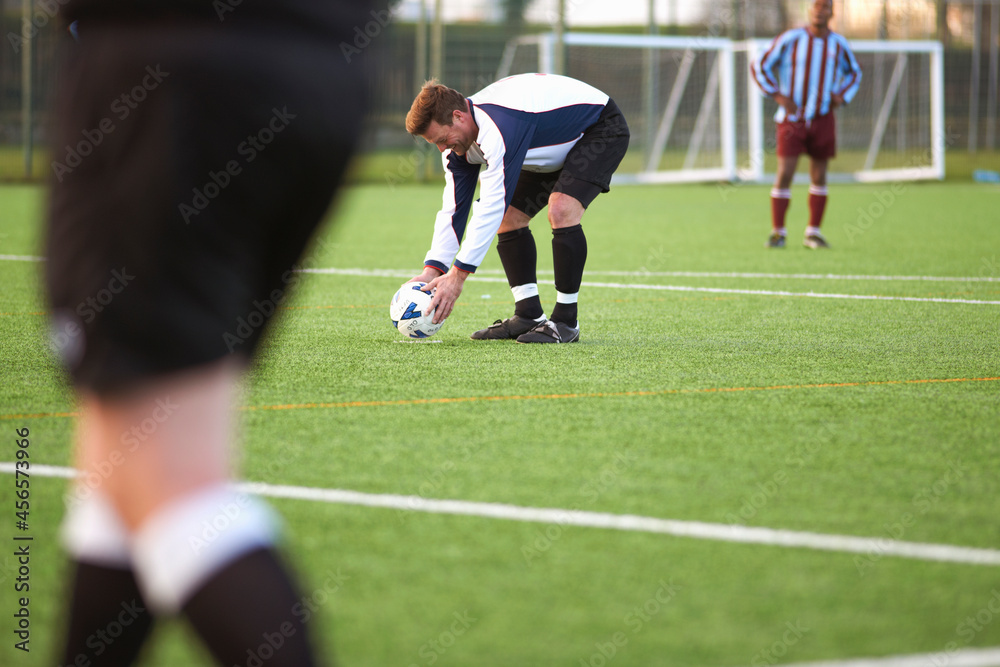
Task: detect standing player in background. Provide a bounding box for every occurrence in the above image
[405,74,630,344]
[46,1,372,664]
[752,0,862,248]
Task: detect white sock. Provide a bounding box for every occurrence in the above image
[806,225,823,236]
[131,485,279,614]
[61,491,132,568]
[510,283,539,303]
[555,291,579,304]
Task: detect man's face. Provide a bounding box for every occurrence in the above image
[421,112,475,155]
[809,0,833,29]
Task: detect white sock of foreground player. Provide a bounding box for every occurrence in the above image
[60,492,156,665]
[131,485,319,666]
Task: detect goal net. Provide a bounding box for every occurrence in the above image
[738,39,944,183]
[498,33,944,184]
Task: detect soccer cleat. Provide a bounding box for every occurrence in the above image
[765,232,786,248]
[470,315,542,340]
[803,231,830,249]
[516,320,580,344]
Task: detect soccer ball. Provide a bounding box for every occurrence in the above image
[390,282,443,339]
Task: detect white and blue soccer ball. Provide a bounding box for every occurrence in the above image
[390,282,443,339]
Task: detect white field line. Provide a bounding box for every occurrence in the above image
[0,254,44,262]
[772,647,1000,667]
[580,281,1000,305]
[3,255,994,283]
[299,268,1000,306]
[5,463,1000,567]
[468,269,1000,283]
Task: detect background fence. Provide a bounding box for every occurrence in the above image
[0,0,997,182]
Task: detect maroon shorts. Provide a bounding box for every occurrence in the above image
[776,112,837,160]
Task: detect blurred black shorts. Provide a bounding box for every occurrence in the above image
[510,98,630,218]
[45,18,370,396]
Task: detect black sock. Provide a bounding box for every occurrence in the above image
[551,225,587,326]
[496,227,543,319]
[182,547,320,667]
[60,562,155,666]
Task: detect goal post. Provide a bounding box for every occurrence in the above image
[498,33,945,184]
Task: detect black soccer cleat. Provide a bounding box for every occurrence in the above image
[470,315,543,340]
[516,320,580,344]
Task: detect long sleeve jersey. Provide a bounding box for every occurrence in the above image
[751,27,862,123]
[423,73,609,274]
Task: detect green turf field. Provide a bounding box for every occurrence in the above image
[0,180,998,666]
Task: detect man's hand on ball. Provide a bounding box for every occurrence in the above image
[424,267,469,324]
[408,266,443,285]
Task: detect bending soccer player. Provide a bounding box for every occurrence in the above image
[406,74,630,343]
[46,1,371,664]
[752,0,862,248]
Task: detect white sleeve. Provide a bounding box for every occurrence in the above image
[452,143,507,272]
[423,150,481,274]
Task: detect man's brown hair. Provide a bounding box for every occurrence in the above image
[405,79,467,136]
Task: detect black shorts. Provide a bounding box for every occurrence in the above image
[510,98,630,218]
[45,17,370,396]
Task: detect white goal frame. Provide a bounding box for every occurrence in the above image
[739,39,945,184]
[498,33,945,184]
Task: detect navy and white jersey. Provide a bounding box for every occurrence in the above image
[424,73,609,274]
[752,28,862,123]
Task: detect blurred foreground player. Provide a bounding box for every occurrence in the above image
[46,2,372,664]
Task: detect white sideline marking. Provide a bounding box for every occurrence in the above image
[299,267,1000,283]
[581,270,1000,283]
[582,281,1000,305]
[0,254,44,262]
[299,268,1000,306]
[772,647,1000,667]
[5,463,1000,567]
[2,254,994,283]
